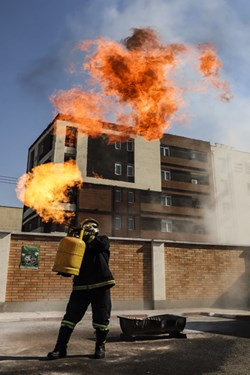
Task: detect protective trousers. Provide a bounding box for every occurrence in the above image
[54,288,111,352]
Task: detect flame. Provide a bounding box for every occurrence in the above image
[19,28,232,225]
[16,161,83,224]
[198,43,232,101]
[51,27,232,141]
[92,171,103,179]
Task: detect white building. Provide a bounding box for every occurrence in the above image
[211,143,250,245]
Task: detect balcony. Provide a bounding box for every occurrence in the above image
[161,155,209,170]
[140,230,212,243]
[162,180,210,194]
[141,203,205,217]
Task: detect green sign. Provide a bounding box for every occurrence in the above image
[20,245,40,269]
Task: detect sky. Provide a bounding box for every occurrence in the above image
[1,0,250,208]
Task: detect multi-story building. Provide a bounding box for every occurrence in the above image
[211,143,250,245]
[22,114,216,242]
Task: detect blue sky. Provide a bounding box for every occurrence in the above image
[1,0,250,207]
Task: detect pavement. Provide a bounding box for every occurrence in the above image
[0,307,250,322]
[1,307,250,375]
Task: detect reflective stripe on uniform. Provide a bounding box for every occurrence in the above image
[61,320,76,330]
[93,322,109,331]
[73,280,115,291]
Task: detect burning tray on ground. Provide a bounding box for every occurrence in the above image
[117,314,187,341]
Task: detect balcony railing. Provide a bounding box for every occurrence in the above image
[141,203,205,217]
[162,180,210,193]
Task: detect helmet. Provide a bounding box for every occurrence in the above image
[80,218,99,235]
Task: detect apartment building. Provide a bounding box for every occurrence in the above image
[22,114,216,242]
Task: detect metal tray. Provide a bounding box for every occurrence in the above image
[118,314,186,341]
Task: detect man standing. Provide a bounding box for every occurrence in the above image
[47,218,115,360]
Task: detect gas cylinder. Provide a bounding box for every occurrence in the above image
[52,228,86,276]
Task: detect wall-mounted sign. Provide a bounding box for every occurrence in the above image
[20,245,40,269]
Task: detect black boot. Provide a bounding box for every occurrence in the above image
[47,326,73,360]
[94,342,105,359]
[94,329,108,359]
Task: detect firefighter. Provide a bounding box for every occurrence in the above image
[47,218,115,360]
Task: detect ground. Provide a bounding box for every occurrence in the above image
[0,311,250,375]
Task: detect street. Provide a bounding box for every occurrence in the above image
[0,312,250,375]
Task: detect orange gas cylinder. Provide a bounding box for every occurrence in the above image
[52,229,86,276]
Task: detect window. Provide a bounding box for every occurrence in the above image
[65,126,77,148]
[160,146,170,157]
[115,189,121,202]
[115,163,122,175]
[191,179,198,184]
[161,195,172,206]
[115,141,121,150]
[192,200,201,208]
[161,220,172,232]
[234,162,243,172]
[190,151,197,160]
[114,215,121,230]
[128,216,135,230]
[161,170,171,180]
[38,142,44,156]
[29,150,35,170]
[127,164,134,177]
[127,140,134,152]
[128,191,134,203]
[194,225,205,234]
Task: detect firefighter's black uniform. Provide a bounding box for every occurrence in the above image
[47,229,115,360]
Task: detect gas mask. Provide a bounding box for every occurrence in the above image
[82,222,99,236]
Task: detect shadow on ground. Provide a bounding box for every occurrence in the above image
[186,318,250,339]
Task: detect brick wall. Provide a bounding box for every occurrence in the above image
[6,235,72,302]
[2,233,250,310]
[165,244,250,307]
[109,240,152,302]
[4,234,153,306]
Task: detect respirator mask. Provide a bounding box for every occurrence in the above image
[81,220,99,236]
[82,221,99,236]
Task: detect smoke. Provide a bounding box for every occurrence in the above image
[123,27,161,51]
[18,27,80,100]
[19,54,62,98]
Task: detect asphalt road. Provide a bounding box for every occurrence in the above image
[0,313,250,375]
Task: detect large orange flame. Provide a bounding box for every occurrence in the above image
[51,27,232,141]
[16,161,83,224]
[19,28,232,225]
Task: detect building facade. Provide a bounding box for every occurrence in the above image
[22,115,216,242]
[211,143,250,245]
[0,206,22,232]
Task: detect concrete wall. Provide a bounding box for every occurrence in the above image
[1,231,250,312]
[0,233,11,303]
[0,206,22,232]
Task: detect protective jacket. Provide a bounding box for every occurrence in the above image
[73,235,115,290]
